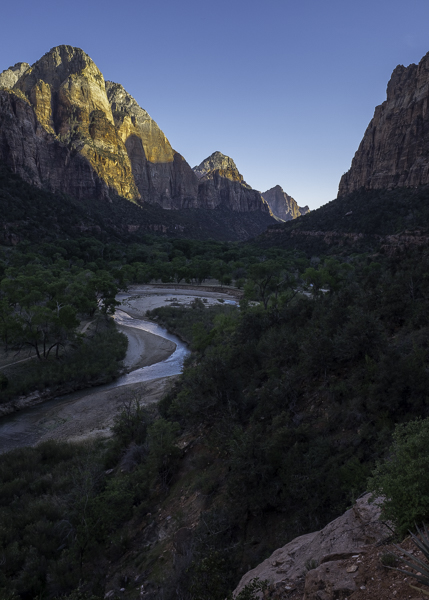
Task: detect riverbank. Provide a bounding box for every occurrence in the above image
[117,284,239,318]
[37,377,177,445]
[0,285,238,450]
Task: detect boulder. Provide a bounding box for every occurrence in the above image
[233,494,388,596]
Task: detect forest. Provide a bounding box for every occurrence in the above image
[2,181,429,598]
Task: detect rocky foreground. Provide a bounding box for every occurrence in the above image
[234,495,424,600]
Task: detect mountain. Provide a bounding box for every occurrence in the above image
[262,184,309,221]
[339,51,429,196]
[0,46,274,239]
[193,150,272,212]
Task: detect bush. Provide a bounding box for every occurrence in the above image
[368,418,429,537]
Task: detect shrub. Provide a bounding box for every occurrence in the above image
[368,417,429,537]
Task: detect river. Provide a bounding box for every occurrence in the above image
[0,311,190,454]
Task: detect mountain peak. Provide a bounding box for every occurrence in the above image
[339,49,429,196]
[262,185,309,221]
[0,63,30,89]
[193,151,240,180]
[16,46,102,94]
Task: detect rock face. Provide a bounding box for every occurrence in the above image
[13,46,139,201]
[0,47,273,225]
[339,51,429,196]
[262,185,309,221]
[105,81,198,209]
[0,63,30,88]
[193,151,271,212]
[0,89,110,200]
[233,494,388,598]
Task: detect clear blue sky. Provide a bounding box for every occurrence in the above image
[1,0,429,209]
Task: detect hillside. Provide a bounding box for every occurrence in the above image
[0,164,275,243]
[256,185,429,255]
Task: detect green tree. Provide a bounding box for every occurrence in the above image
[369,418,429,537]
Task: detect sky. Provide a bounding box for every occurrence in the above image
[1,0,429,210]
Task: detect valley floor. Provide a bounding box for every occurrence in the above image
[0,285,239,451]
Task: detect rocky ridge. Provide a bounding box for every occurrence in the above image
[262,185,309,221]
[339,51,429,196]
[0,46,274,227]
[234,494,395,600]
[105,81,198,209]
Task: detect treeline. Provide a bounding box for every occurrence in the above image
[256,185,429,254]
[0,235,306,399]
[0,163,273,244]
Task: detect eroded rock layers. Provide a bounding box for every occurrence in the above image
[193,151,271,213]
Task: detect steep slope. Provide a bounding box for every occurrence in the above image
[193,151,272,212]
[12,45,139,201]
[0,62,29,88]
[0,163,274,243]
[105,81,199,209]
[0,88,111,200]
[262,185,309,221]
[339,51,429,196]
[255,186,429,255]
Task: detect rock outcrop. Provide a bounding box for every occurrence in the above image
[262,185,309,221]
[234,494,388,598]
[0,47,273,227]
[12,45,139,201]
[0,62,30,88]
[339,51,429,196]
[194,151,271,212]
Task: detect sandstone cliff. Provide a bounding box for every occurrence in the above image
[105,81,199,209]
[339,51,429,196]
[0,46,273,226]
[12,45,139,201]
[262,185,309,221]
[0,46,199,207]
[0,89,110,200]
[194,151,271,212]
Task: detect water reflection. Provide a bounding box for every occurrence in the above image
[0,312,190,453]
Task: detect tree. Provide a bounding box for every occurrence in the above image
[368,417,429,537]
[246,261,294,308]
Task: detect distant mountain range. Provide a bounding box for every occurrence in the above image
[0,46,305,241]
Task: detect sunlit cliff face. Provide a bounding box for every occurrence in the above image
[4,45,186,204]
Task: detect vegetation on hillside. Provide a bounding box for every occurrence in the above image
[257,185,429,254]
[0,163,274,244]
[3,175,429,598]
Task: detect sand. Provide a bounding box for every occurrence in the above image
[0,285,238,450]
[37,377,176,445]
